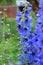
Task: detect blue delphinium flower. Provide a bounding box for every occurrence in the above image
[16,0,43,65]
[32,0,43,65]
[16,2,33,64]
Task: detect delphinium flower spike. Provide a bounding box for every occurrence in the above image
[16,0,43,65]
[32,0,43,65]
[16,1,34,65]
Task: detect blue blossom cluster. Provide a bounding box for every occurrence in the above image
[16,0,43,65]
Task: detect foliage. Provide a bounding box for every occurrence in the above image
[0,9,19,65]
[0,0,16,5]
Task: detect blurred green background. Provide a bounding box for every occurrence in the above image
[0,13,20,65]
[0,0,16,5]
[0,0,20,65]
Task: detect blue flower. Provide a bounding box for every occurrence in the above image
[16,0,43,65]
[34,62,41,65]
